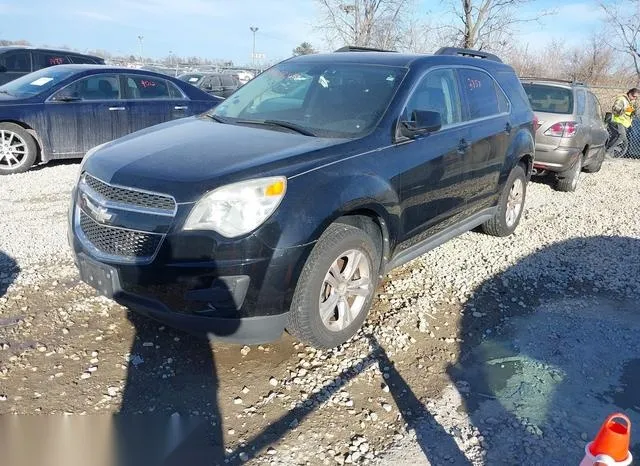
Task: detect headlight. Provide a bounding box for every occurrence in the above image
[183,176,287,237]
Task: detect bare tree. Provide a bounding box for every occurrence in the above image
[315,0,416,50]
[601,0,640,79]
[293,42,317,56]
[441,0,552,52]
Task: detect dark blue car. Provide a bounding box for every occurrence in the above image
[0,65,221,174]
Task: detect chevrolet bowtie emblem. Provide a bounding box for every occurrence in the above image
[84,195,113,224]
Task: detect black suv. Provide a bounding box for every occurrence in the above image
[69,47,535,349]
[178,72,240,98]
[0,46,105,85]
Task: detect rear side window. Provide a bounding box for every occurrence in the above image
[588,92,603,120]
[125,75,172,99]
[168,82,185,99]
[221,75,236,86]
[0,51,31,72]
[576,90,586,115]
[496,71,531,111]
[68,55,98,64]
[33,52,71,69]
[458,68,500,120]
[496,83,510,113]
[522,83,573,114]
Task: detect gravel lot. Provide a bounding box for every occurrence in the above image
[0,158,639,465]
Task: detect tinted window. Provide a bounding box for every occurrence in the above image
[0,67,77,98]
[179,74,203,85]
[522,83,573,114]
[576,90,586,115]
[403,68,462,126]
[221,75,236,86]
[496,83,510,113]
[0,51,31,72]
[213,62,407,138]
[33,52,71,69]
[126,75,171,99]
[459,69,500,120]
[496,72,531,111]
[55,74,121,101]
[168,82,184,99]
[68,55,98,64]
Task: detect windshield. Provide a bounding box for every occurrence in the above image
[522,83,574,114]
[211,62,407,137]
[0,67,77,98]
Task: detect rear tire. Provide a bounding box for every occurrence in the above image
[583,149,605,173]
[556,155,582,192]
[0,123,37,175]
[287,222,381,349]
[481,163,527,237]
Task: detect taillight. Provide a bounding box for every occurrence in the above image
[544,121,578,137]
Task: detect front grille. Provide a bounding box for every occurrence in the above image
[83,173,176,211]
[79,210,162,259]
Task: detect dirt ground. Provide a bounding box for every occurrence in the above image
[1,158,639,466]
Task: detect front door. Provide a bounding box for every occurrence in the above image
[458,68,511,214]
[394,67,469,251]
[45,73,128,156]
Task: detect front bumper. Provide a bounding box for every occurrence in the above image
[533,145,581,173]
[68,180,314,345]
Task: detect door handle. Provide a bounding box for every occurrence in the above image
[174,106,188,110]
[108,106,126,111]
[457,139,469,154]
[505,122,512,133]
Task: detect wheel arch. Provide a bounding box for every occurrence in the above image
[0,120,46,163]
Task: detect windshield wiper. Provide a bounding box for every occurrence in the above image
[236,119,316,137]
[207,114,229,123]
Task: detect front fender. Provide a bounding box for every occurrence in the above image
[256,171,401,252]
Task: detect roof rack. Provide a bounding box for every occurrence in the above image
[519,76,585,86]
[434,47,502,63]
[333,45,397,53]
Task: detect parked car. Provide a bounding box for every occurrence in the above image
[0,65,222,174]
[69,47,535,349]
[521,78,609,191]
[178,72,240,98]
[0,46,104,85]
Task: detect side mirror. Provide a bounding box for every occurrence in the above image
[52,92,80,102]
[400,110,442,138]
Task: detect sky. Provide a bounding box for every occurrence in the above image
[0,0,612,66]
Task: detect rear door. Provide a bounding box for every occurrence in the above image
[0,50,32,85]
[394,67,470,248]
[45,73,128,155]
[458,67,510,214]
[123,74,193,134]
[587,91,608,154]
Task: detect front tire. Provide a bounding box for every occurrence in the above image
[0,123,37,175]
[481,163,527,237]
[287,223,381,349]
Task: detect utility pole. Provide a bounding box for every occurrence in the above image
[250,26,258,70]
[137,35,144,61]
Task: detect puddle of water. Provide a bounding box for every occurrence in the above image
[596,358,640,414]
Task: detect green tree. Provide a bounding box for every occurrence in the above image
[293,42,317,56]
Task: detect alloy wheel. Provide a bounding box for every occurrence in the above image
[505,178,524,227]
[319,249,372,332]
[0,130,28,169]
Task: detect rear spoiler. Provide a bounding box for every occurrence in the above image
[434,47,502,63]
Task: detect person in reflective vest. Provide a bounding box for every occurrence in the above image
[605,87,639,155]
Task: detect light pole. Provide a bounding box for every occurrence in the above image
[250,26,258,70]
[137,35,144,61]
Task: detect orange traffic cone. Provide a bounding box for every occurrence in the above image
[580,413,632,466]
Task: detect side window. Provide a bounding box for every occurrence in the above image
[33,52,71,69]
[54,74,121,101]
[403,68,462,126]
[221,75,235,86]
[200,76,214,90]
[496,83,510,113]
[576,90,586,115]
[458,68,500,120]
[0,51,31,72]
[168,81,185,99]
[68,55,97,64]
[125,75,171,99]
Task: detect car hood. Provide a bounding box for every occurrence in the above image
[83,116,350,202]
